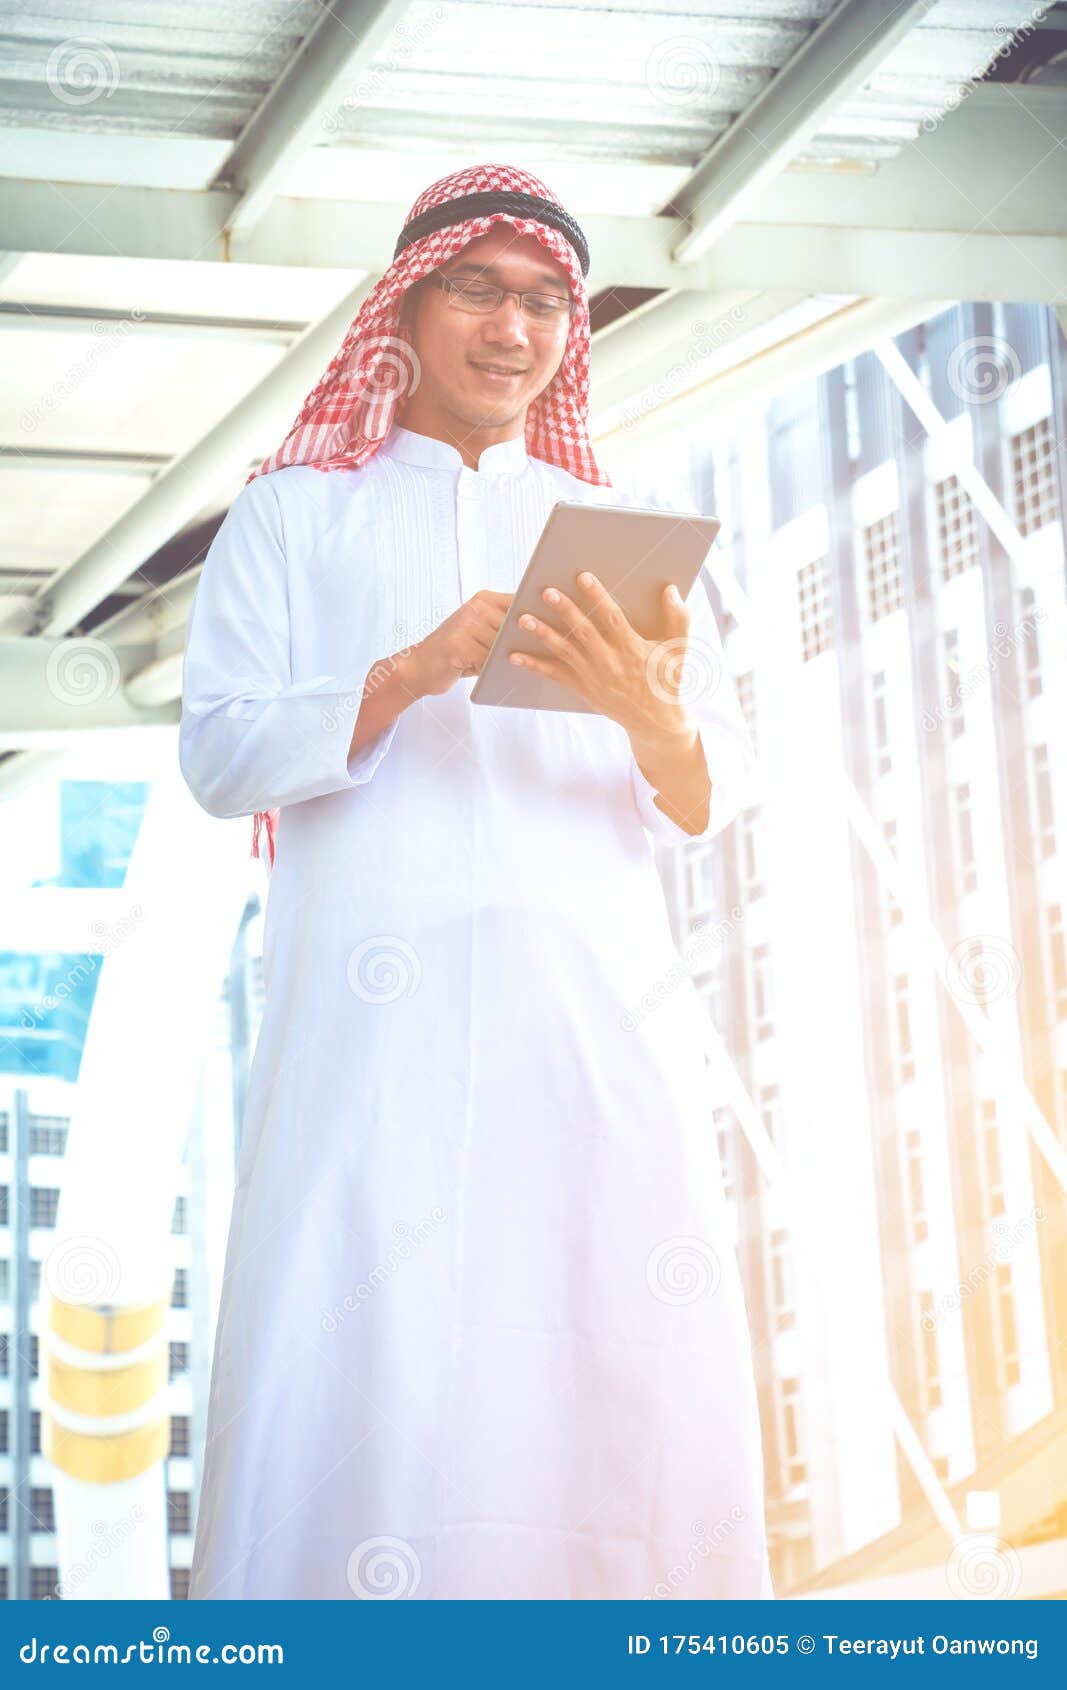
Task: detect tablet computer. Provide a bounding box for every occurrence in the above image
[469,499,721,713]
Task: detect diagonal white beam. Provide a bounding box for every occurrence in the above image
[25,280,375,640]
[213,0,411,238]
[670,0,934,266]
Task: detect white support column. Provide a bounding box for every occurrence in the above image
[43,770,253,1598]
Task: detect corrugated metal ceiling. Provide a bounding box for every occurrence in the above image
[0,0,1048,166]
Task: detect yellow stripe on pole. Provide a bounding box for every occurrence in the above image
[42,1414,170,1484]
[46,1296,168,1354]
[46,1350,167,1417]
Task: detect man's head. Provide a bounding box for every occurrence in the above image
[396,222,573,451]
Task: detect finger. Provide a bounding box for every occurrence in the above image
[507,649,577,688]
[537,585,602,654]
[571,571,626,634]
[661,582,690,636]
[515,611,578,667]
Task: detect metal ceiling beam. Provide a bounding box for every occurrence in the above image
[212,0,410,238]
[22,280,375,640]
[0,302,306,343]
[670,0,939,266]
[3,81,1064,299]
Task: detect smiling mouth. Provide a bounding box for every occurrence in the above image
[471,363,527,377]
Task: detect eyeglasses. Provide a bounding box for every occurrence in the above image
[431,270,574,325]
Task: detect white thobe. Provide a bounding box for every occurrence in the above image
[179,422,771,1601]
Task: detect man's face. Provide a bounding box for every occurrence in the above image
[399,225,573,433]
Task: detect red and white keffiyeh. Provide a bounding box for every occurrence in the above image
[246,162,607,870]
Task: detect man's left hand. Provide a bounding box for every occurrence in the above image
[509,571,700,747]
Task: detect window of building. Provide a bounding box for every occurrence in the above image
[741,808,763,901]
[30,1567,58,1601]
[779,1376,807,1488]
[736,671,757,754]
[31,1410,41,1454]
[169,1341,189,1380]
[30,1487,55,1533]
[30,1118,68,1155]
[0,1409,7,1453]
[0,1259,8,1301]
[685,842,717,914]
[1018,586,1042,698]
[0,1186,8,1226]
[0,1112,8,1152]
[171,1267,188,1310]
[863,510,903,623]
[30,1188,60,1229]
[1046,904,1067,1020]
[871,669,891,775]
[169,1415,190,1457]
[883,819,903,927]
[0,1333,7,1377]
[918,1291,942,1410]
[797,555,832,661]
[1031,744,1056,858]
[167,1490,192,1535]
[769,1228,796,1332]
[996,1261,1021,1387]
[171,1195,188,1236]
[905,1128,927,1243]
[171,1567,191,1599]
[752,945,775,1041]
[714,1109,735,1208]
[0,1488,7,1530]
[935,475,979,579]
[981,1100,1006,1219]
[955,782,977,895]
[894,974,915,1084]
[942,628,965,738]
[29,1334,39,1378]
[1011,415,1058,537]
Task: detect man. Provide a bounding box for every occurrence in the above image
[180,164,770,1600]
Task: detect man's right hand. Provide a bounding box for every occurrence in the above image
[406,589,513,697]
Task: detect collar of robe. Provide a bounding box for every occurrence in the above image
[380,423,529,478]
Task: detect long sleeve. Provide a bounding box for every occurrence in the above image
[179,473,400,820]
[629,566,755,844]
[616,473,754,845]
